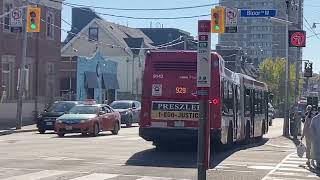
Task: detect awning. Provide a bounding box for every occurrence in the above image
[102,73,119,90]
[84,72,99,88]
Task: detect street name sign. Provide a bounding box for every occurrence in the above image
[240,9,276,17]
[197,20,211,87]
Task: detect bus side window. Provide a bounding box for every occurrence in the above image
[245,89,251,113]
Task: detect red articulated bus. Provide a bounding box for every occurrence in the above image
[139,51,270,148]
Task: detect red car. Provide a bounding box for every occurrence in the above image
[54,103,121,137]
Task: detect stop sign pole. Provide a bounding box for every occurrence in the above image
[197,20,211,180]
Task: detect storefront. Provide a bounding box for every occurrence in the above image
[77,53,119,104]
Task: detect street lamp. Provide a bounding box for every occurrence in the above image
[312,23,320,29]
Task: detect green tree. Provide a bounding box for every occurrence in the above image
[259,58,301,114]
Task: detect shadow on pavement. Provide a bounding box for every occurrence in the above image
[125,138,269,169]
[51,133,114,139]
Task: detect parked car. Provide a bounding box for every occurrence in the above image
[54,102,121,137]
[37,101,82,134]
[110,100,141,127]
[268,103,275,126]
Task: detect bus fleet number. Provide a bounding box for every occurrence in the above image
[176,87,187,94]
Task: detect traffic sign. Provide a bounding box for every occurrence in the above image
[197,20,211,87]
[289,30,306,47]
[240,9,276,17]
[10,8,23,33]
[225,8,238,33]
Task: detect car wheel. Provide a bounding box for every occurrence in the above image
[112,123,120,135]
[126,116,133,127]
[91,123,99,137]
[38,126,46,134]
[81,132,87,136]
[57,133,64,137]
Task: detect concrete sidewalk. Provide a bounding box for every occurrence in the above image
[0,124,37,136]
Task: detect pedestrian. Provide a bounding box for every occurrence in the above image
[310,110,320,169]
[301,105,313,166]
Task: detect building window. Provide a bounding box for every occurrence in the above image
[89,27,98,41]
[46,12,55,38]
[3,2,13,31]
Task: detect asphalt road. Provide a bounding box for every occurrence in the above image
[0,119,319,180]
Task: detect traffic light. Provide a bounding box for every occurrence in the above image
[26,6,41,33]
[211,7,225,33]
[304,62,313,77]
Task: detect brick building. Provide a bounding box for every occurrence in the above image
[0,0,62,101]
[0,0,62,120]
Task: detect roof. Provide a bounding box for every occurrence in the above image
[97,19,153,48]
[62,18,155,54]
[139,28,197,50]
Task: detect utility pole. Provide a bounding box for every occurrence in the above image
[16,1,29,130]
[283,0,290,137]
[295,0,303,102]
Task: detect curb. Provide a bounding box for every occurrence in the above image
[0,128,38,136]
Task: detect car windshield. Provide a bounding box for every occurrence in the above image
[68,106,98,114]
[110,102,131,109]
[47,102,75,113]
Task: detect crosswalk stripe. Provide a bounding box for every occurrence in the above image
[69,173,118,180]
[279,164,301,168]
[273,171,317,178]
[282,160,305,164]
[277,167,309,172]
[0,170,69,180]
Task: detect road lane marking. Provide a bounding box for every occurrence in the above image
[69,173,118,180]
[136,177,171,180]
[0,170,69,180]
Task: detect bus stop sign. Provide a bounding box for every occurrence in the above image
[197,20,211,88]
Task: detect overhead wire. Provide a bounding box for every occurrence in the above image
[40,18,186,50]
[303,17,320,40]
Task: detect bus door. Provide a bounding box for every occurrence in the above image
[250,89,255,136]
[233,84,240,140]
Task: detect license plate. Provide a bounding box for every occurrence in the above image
[46,122,53,126]
[66,126,72,130]
[174,121,184,127]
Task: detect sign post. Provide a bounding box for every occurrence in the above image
[10,7,23,33]
[197,20,211,180]
[225,8,238,33]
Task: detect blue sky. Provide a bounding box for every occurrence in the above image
[61,0,320,72]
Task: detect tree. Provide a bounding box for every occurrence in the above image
[259,58,301,115]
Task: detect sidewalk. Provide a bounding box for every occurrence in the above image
[0,124,37,136]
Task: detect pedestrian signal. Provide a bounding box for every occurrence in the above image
[304,62,313,77]
[26,6,41,33]
[211,7,225,33]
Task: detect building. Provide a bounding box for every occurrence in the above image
[219,0,302,65]
[0,0,62,121]
[76,53,119,104]
[139,28,197,50]
[61,8,154,101]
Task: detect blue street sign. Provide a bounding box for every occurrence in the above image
[240,9,276,17]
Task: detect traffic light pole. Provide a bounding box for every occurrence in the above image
[283,0,290,137]
[16,0,29,129]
